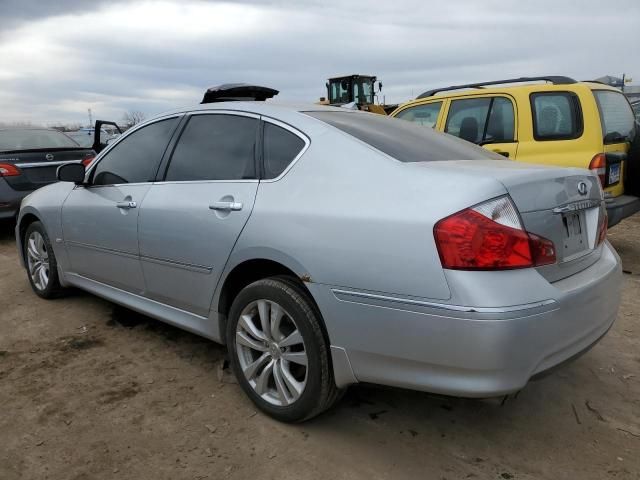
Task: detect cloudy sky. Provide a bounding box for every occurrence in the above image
[0,0,637,125]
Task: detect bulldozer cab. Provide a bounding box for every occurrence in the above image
[326,75,377,106]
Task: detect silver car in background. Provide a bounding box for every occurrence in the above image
[15,102,621,422]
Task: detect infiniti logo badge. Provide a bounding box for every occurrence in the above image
[45,153,54,161]
[577,181,588,196]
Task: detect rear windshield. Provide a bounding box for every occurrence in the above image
[305,110,502,162]
[593,90,636,144]
[0,129,80,151]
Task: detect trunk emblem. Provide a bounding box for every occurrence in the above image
[45,153,54,161]
[577,181,588,196]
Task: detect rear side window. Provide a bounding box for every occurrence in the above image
[445,97,515,144]
[165,114,258,181]
[395,102,442,128]
[593,90,636,143]
[305,111,503,163]
[92,117,178,186]
[530,92,582,140]
[263,122,306,179]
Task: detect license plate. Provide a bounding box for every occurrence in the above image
[609,163,620,185]
[562,212,588,259]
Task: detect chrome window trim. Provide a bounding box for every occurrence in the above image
[152,179,259,185]
[259,115,311,183]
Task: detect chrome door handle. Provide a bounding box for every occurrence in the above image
[116,201,137,209]
[209,201,243,211]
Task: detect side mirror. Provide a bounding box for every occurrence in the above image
[57,163,86,185]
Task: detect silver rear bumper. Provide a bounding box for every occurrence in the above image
[311,242,622,396]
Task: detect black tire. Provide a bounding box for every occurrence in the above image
[226,277,340,422]
[23,221,64,299]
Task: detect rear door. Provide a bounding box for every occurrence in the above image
[138,112,260,316]
[61,116,181,293]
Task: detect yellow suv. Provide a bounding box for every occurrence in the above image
[390,76,639,227]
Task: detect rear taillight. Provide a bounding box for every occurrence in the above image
[589,153,606,187]
[434,196,556,270]
[598,211,608,245]
[82,154,95,167]
[0,163,21,177]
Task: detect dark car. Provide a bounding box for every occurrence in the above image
[0,127,96,219]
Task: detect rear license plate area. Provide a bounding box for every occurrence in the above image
[561,211,588,260]
[608,163,620,185]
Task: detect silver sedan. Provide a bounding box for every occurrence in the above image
[15,102,621,422]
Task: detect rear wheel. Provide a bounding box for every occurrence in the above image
[226,277,340,422]
[24,221,64,299]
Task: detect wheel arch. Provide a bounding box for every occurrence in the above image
[214,253,325,346]
[17,211,43,264]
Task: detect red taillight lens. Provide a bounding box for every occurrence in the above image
[0,163,21,177]
[589,153,606,187]
[434,197,556,270]
[598,211,608,245]
[82,154,95,167]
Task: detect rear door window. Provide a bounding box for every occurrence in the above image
[395,102,442,128]
[530,92,582,140]
[262,122,306,179]
[445,97,515,144]
[593,90,636,144]
[165,114,258,181]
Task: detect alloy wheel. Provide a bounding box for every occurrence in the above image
[26,231,50,291]
[235,299,308,406]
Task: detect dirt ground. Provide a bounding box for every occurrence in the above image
[0,216,639,480]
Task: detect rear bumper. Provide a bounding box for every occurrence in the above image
[311,242,622,396]
[606,194,640,227]
[0,178,30,220]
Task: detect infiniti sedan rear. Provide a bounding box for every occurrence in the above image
[15,103,621,422]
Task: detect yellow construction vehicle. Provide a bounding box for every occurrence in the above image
[319,74,397,115]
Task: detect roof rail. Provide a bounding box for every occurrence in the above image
[416,76,577,99]
[201,83,279,104]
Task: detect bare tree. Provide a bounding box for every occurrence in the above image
[122,110,146,128]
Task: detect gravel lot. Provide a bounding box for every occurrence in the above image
[1,216,639,480]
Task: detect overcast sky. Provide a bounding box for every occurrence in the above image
[0,0,637,125]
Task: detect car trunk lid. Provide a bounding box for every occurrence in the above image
[0,148,94,191]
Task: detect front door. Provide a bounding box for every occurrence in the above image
[61,116,181,293]
[138,113,260,316]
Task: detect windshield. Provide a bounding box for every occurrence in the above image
[305,111,503,162]
[354,79,374,104]
[67,131,94,147]
[593,90,636,143]
[0,129,80,151]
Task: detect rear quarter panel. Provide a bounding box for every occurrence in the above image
[228,118,508,302]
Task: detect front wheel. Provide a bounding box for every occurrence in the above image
[24,221,64,299]
[226,277,340,422]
